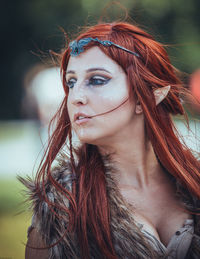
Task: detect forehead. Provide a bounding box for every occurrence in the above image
[67,46,124,74]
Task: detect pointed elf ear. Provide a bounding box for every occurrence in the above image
[153,85,171,106]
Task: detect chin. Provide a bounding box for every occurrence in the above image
[75,131,105,146]
[75,131,97,145]
[74,126,115,146]
[78,136,99,145]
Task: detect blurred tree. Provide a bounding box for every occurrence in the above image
[130,0,200,72]
[1,0,200,120]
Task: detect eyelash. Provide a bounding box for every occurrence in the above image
[66,76,111,89]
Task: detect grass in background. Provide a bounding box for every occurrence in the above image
[0,178,32,259]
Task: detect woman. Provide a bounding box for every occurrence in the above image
[21,22,200,258]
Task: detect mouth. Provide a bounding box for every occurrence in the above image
[74,113,92,124]
[76,115,90,120]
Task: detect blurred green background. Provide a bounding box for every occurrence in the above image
[1,0,200,120]
[1,0,200,258]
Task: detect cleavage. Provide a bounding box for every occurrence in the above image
[133,211,192,247]
[134,213,161,242]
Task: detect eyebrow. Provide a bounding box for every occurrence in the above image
[66,67,111,75]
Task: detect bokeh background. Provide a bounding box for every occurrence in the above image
[1,0,200,258]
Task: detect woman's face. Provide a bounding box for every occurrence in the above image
[66,46,137,145]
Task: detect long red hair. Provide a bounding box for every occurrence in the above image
[36,22,200,258]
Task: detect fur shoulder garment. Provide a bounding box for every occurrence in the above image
[19,157,200,259]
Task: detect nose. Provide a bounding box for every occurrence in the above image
[71,84,88,106]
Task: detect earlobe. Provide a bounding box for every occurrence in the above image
[154,85,171,106]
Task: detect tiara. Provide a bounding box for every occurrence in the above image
[69,37,139,57]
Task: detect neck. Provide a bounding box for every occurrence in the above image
[98,123,163,190]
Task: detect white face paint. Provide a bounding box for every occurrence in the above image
[66,46,137,145]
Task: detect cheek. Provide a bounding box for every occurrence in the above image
[93,84,129,112]
[94,101,135,138]
[98,101,135,129]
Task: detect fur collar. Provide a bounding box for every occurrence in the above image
[20,156,200,259]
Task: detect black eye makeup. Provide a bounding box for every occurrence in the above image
[66,74,111,89]
[86,75,111,87]
[66,78,77,89]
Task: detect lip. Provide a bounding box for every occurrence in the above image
[74,112,92,125]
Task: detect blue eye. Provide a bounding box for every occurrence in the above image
[66,78,76,89]
[88,76,110,86]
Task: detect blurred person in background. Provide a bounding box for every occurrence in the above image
[23,65,65,125]
[22,65,65,142]
[20,21,200,258]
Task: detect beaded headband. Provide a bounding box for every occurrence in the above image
[69,37,140,57]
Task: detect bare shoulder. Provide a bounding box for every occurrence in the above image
[25,226,49,259]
